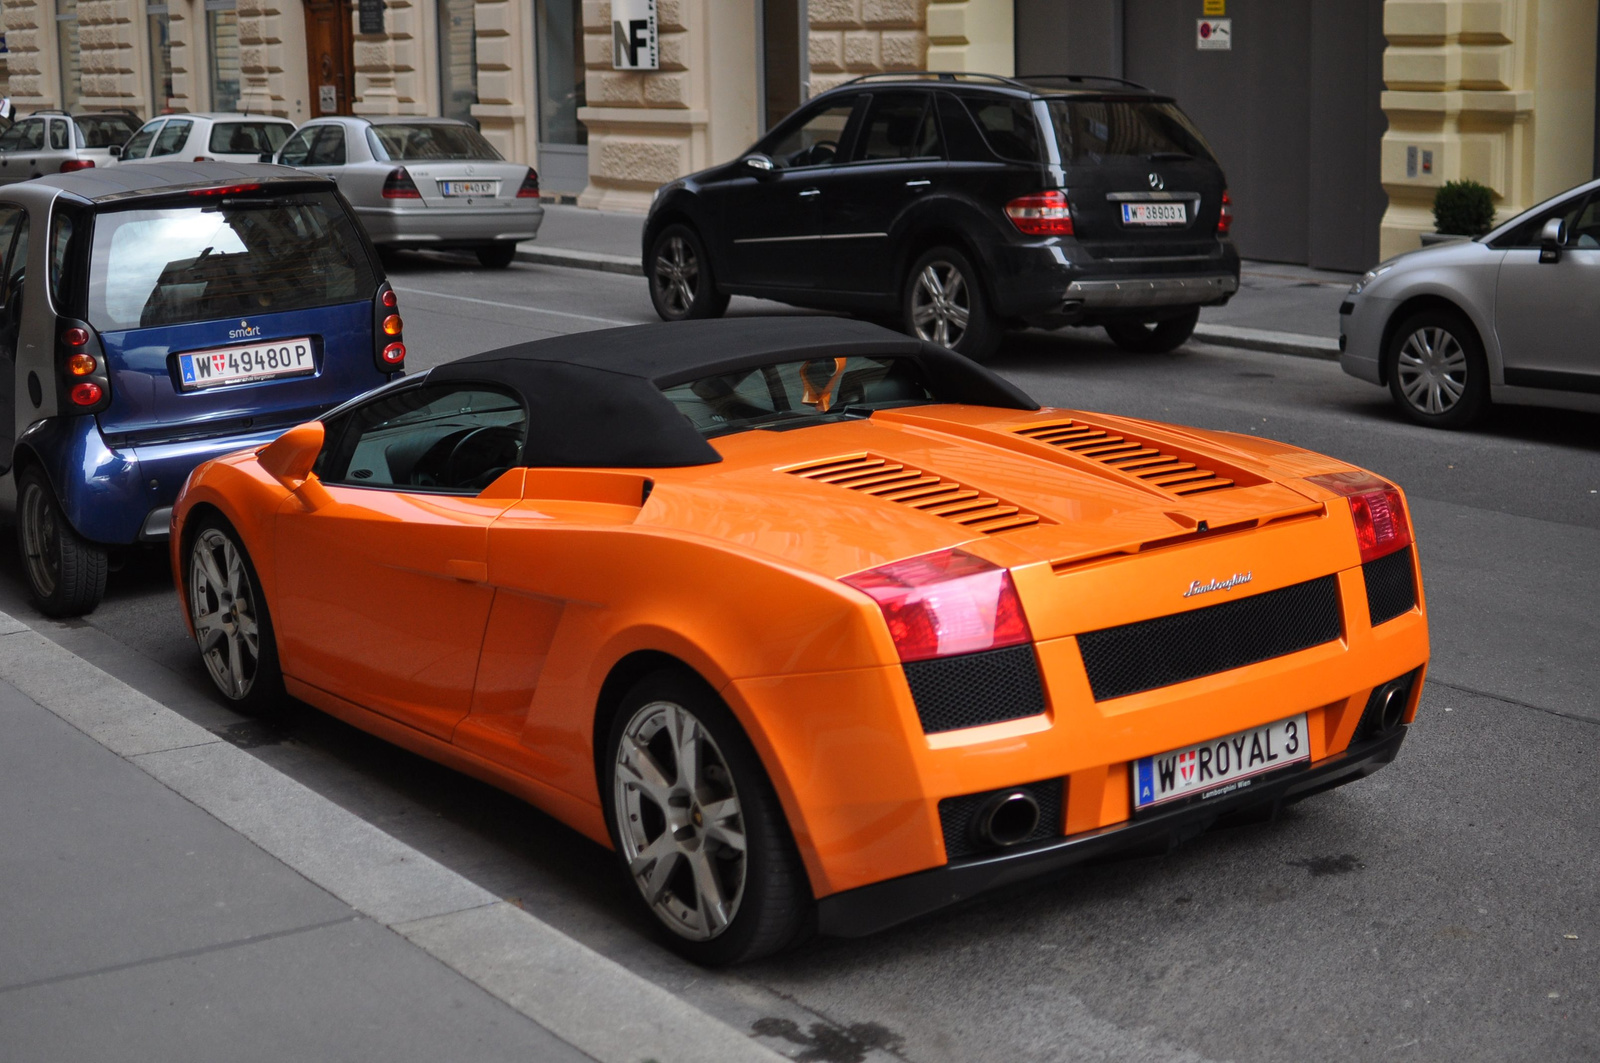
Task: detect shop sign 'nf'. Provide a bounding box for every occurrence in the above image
[612,0,659,71]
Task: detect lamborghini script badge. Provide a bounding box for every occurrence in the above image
[1184,572,1252,597]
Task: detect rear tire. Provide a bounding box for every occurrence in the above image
[903,246,1000,361]
[1104,307,1200,353]
[1384,307,1489,429]
[647,224,730,321]
[15,466,107,618]
[186,515,284,715]
[476,241,518,269]
[602,669,811,965]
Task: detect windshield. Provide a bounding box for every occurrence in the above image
[661,356,935,437]
[368,123,501,161]
[86,191,378,331]
[1045,99,1216,163]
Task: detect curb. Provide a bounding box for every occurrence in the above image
[1191,323,1340,360]
[0,610,786,1063]
[506,245,1342,361]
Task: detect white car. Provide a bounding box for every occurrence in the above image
[119,113,296,166]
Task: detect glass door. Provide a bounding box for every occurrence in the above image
[438,0,478,125]
[535,0,587,192]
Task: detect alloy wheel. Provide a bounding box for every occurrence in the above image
[190,528,262,700]
[613,699,747,941]
[654,236,699,317]
[1396,326,1468,415]
[910,261,970,348]
[18,479,60,599]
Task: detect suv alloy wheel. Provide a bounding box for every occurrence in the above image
[1104,307,1200,354]
[648,224,730,321]
[904,247,999,361]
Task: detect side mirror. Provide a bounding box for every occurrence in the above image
[258,421,330,507]
[108,144,121,158]
[742,153,778,178]
[1540,217,1566,263]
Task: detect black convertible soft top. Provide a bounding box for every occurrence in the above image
[428,318,1040,468]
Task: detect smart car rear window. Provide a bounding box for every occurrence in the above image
[1044,99,1216,163]
[209,121,292,155]
[661,356,935,437]
[368,123,501,161]
[84,191,378,332]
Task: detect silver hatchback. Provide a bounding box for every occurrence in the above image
[0,112,141,184]
[1341,177,1600,428]
[275,116,543,268]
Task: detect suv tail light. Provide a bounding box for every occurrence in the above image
[59,159,95,173]
[1307,471,1412,563]
[382,167,422,199]
[1217,189,1233,235]
[842,549,1032,663]
[372,283,405,372]
[1005,190,1073,236]
[56,317,111,414]
[516,168,540,198]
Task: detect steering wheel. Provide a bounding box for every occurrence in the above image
[805,140,839,166]
[441,425,522,489]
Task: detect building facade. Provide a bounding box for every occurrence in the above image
[1,0,1595,270]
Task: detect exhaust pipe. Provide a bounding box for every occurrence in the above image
[1379,683,1407,731]
[971,790,1041,849]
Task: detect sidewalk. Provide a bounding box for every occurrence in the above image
[520,203,1355,358]
[0,611,784,1063]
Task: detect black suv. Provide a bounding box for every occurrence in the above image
[643,73,1239,360]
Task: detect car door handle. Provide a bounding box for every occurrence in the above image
[443,559,489,583]
[798,188,821,198]
[905,179,931,189]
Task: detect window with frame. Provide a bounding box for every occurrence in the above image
[123,122,163,160]
[48,121,71,152]
[303,126,347,166]
[150,119,192,157]
[1490,193,1594,250]
[317,384,529,493]
[206,0,241,112]
[58,0,83,113]
[853,92,943,163]
[761,101,858,169]
[209,122,292,156]
[277,126,317,166]
[0,121,47,153]
[961,96,1040,163]
[148,3,174,113]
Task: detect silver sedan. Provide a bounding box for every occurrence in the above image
[275,116,543,268]
[1341,177,1600,428]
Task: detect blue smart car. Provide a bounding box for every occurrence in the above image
[0,163,407,615]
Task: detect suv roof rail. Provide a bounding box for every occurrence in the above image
[838,71,1032,88]
[28,108,71,116]
[1014,73,1152,91]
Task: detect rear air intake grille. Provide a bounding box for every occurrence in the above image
[1014,420,1243,497]
[1363,546,1416,626]
[939,779,1064,861]
[902,644,1047,733]
[783,453,1043,534]
[1076,575,1342,701]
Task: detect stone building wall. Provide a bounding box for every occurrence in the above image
[808,0,927,94]
[353,0,426,115]
[4,0,56,107]
[238,0,311,121]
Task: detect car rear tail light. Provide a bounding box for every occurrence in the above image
[59,159,95,173]
[1218,189,1233,235]
[516,168,540,198]
[1005,190,1073,236]
[188,182,263,197]
[842,548,1033,663]
[382,167,422,199]
[1307,471,1412,563]
[193,155,215,162]
[55,316,110,414]
[372,283,405,372]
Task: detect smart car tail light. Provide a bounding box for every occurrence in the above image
[842,549,1032,663]
[1217,189,1234,235]
[372,283,405,373]
[1307,471,1412,563]
[382,168,422,199]
[516,168,541,198]
[1005,190,1074,236]
[56,317,111,414]
[59,159,96,173]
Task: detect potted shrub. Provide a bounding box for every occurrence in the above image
[1424,179,1496,244]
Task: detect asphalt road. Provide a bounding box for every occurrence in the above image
[5,253,1597,1063]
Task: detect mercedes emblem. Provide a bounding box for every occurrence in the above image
[1148,172,1165,190]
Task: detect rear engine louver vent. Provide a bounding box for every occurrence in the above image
[1015,421,1241,498]
[783,453,1043,534]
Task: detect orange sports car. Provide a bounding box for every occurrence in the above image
[171,318,1428,964]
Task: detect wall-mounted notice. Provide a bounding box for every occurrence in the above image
[1203,0,1225,15]
[612,0,659,71]
[1197,19,1232,50]
[358,0,385,35]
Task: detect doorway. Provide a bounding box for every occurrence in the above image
[304,0,355,117]
[760,0,806,134]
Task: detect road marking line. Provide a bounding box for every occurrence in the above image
[393,287,635,326]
